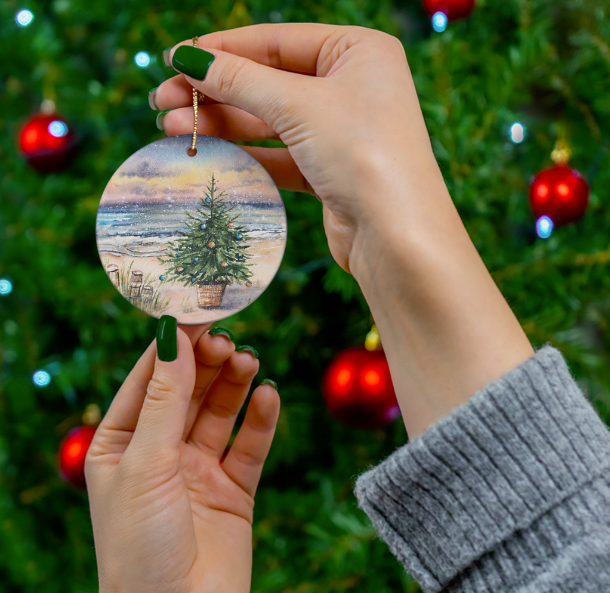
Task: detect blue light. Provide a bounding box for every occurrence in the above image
[432,11,448,32]
[510,122,525,144]
[135,52,151,68]
[536,216,553,239]
[48,120,68,138]
[0,279,12,295]
[16,9,34,27]
[33,370,51,387]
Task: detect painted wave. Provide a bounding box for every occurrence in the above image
[96,203,286,257]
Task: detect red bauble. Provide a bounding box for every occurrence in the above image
[422,0,475,20]
[529,164,590,226]
[19,113,77,173]
[58,426,97,489]
[323,347,400,430]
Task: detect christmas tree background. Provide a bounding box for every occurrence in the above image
[161,173,254,289]
[1,1,610,592]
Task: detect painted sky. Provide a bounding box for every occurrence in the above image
[101,135,282,207]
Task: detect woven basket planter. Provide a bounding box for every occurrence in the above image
[196,282,227,308]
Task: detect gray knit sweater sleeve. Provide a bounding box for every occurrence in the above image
[354,345,610,592]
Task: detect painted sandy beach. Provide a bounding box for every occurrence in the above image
[96,135,287,324]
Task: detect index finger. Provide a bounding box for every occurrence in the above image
[168,22,342,75]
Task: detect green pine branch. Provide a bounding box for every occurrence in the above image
[157,173,254,287]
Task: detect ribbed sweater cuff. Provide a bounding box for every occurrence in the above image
[354,345,610,592]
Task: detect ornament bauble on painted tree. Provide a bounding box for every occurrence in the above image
[57,404,101,489]
[19,106,77,173]
[422,0,475,21]
[323,325,400,430]
[529,138,590,228]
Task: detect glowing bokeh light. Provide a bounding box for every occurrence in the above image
[33,370,51,386]
[556,183,570,197]
[66,442,83,459]
[536,216,553,239]
[0,279,13,295]
[16,9,34,27]
[536,184,550,199]
[432,11,448,32]
[363,370,381,387]
[336,368,351,387]
[135,51,151,67]
[510,123,525,143]
[384,405,401,422]
[48,120,68,138]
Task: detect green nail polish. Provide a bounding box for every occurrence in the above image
[162,47,173,68]
[156,110,170,131]
[236,345,259,359]
[172,45,216,81]
[148,87,159,111]
[209,327,235,342]
[261,379,278,391]
[157,315,178,361]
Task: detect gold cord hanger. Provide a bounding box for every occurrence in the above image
[187,36,203,157]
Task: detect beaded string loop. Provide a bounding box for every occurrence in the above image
[187,36,203,157]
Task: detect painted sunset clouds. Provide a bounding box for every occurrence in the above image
[101,134,282,206]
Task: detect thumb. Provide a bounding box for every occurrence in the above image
[169,44,313,131]
[129,315,196,461]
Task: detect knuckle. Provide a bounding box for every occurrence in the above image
[381,32,406,57]
[217,56,251,97]
[144,375,174,409]
[233,446,265,468]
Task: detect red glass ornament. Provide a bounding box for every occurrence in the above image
[422,0,476,20]
[19,113,77,173]
[323,347,400,430]
[58,426,97,489]
[529,164,589,227]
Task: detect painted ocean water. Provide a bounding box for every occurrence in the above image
[96,201,287,258]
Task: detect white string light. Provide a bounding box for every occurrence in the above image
[16,9,34,27]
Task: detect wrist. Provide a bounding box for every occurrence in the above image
[348,168,533,438]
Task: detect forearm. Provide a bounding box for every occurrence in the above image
[349,161,534,438]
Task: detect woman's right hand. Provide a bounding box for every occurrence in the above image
[152,23,447,274]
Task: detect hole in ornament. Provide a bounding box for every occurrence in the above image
[187,147,197,157]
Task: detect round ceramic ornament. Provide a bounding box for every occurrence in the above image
[96,134,287,324]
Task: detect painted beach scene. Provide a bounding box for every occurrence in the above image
[96,134,287,324]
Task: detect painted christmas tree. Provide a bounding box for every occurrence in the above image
[158,174,253,308]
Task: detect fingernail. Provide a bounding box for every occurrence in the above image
[208,327,235,342]
[172,45,216,81]
[157,315,178,361]
[260,379,278,391]
[156,110,170,131]
[236,345,258,359]
[148,87,159,110]
[162,47,173,68]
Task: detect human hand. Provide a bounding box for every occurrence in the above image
[151,23,445,273]
[85,319,280,593]
[151,25,533,440]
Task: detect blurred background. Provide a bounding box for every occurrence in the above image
[1,0,610,591]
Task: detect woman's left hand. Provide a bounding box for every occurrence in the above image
[85,320,280,593]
